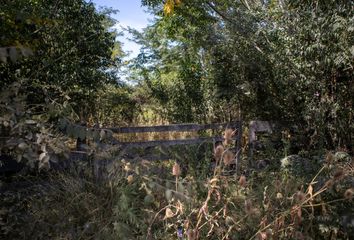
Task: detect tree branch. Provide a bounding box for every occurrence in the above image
[206,2,235,24]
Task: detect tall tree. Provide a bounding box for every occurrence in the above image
[134,0,353,150]
[0,0,123,119]
[0,0,126,168]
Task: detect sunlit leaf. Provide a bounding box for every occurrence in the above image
[164,0,174,16]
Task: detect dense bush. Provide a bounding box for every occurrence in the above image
[133,0,353,151]
[0,81,71,169]
[1,136,352,239]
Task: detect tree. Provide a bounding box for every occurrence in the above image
[0,0,127,168]
[134,0,353,150]
[0,0,123,120]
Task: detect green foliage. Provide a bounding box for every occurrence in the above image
[0,163,149,239]
[280,155,314,177]
[0,80,70,169]
[134,0,353,150]
[1,0,123,120]
[1,1,353,239]
[0,0,132,169]
[94,84,138,126]
[129,21,209,122]
[263,0,354,149]
[1,144,353,239]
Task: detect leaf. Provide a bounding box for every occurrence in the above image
[177,182,185,193]
[41,145,47,152]
[25,120,36,124]
[165,189,173,201]
[276,192,283,199]
[18,142,28,150]
[307,184,313,198]
[350,46,354,57]
[25,132,33,140]
[100,130,106,140]
[164,207,174,219]
[39,152,47,161]
[210,177,219,185]
[144,194,154,205]
[113,222,133,238]
[36,134,43,144]
[39,160,49,169]
[164,0,174,16]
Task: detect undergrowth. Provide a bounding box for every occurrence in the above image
[0,134,353,240]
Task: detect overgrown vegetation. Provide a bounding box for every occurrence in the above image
[0,0,353,239]
[1,143,353,239]
[133,0,353,150]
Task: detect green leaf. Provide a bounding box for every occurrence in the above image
[144,194,155,205]
[165,189,173,201]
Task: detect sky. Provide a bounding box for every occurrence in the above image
[90,0,153,58]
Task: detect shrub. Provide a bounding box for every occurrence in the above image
[1,130,352,239]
